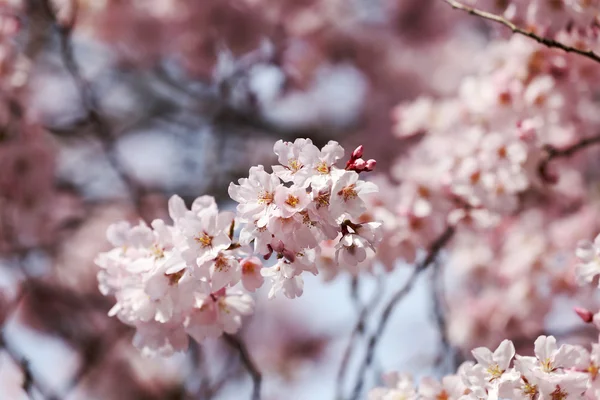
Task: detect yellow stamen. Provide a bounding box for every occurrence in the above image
[194,232,213,248]
[285,194,300,207]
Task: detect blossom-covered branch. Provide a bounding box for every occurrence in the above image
[443,0,600,64]
[538,133,600,183]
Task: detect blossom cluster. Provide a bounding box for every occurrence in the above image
[370,335,598,399]
[95,138,381,355]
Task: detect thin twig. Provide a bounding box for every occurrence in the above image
[336,276,385,400]
[538,134,600,182]
[443,0,600,64]
[223,333,262,400]
[430,260,456,374]
[349,226,455,400]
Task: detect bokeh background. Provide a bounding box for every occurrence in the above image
[1,1,599,399]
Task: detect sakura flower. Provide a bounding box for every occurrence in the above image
[471,339,515,381]
[330,170,378,220]
[335,233,373,273]
[531,335,580,373]
[261,262,305,299]
[536,372,589,400]
[273,185,311,218]
[300,140,345,188]
[575,235,600,287]
[240,256,264,292]
[185,288,254,342]
[368,373,417,400]
[228,165,280,226]
[132,319,189,357]
[272,138,318,186]
[200,251,241,292]
[179,209,233,265]
[419,375,467,400]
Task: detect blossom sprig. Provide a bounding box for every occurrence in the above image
[95,138,381,355]
[229,138,382,298]
[369,336,592,400]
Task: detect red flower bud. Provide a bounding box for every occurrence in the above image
[574,307,594,323]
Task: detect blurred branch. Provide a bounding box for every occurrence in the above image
[349,226,455,400]
[40,0,148,213]
[223,333,262,400]
[336,275,384,400]
[430,260,456,374]
[443,0,600,64]
[0,288,59,400]
[538,134,600,183]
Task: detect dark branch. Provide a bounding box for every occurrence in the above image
[538,134,600,183]
[223,333,262,400]
[336,276,385,400]
[430,260,456,373]
[0,292,60,400]
[443,0,600,64]
[349,226,455,400]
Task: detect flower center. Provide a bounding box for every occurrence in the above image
[288,158,302,172]
[195,232,213,248]
[589,363,599,380]
[285,194,300,208]
[165,269,185,285]
[486,364,503,380]
[214,254,229,272]
[258,191,274,205]
[316,161,329,174]
[542,358,554,373]
[315,192,330,208]
[151,244,165,259]
[339,184,357,201]
[550,386,567,400]
[436,391,449,400]
[523,382,538,398]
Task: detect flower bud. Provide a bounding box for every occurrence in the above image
[352,145,364,160]
[353,158,367,171]
[365,159,377,171]
[574,307,594,323]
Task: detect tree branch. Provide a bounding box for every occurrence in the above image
[349,226,455,400]
[0,289,59,400]
[223,333,262,400]
[40,0,147,211]
[538,133,600,183]
[430,259,457,374]
[336,276,385,400]
[443,0,600,64]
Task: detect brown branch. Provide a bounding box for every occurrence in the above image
[349,226,455,400]
[538,134,600,183]
[336,276,385,400]
[430,259,457,374]
[223,334,262,400]
[443,0,600,64]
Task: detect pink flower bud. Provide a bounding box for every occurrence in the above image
[353,158,367,171]
[352,145,364,160]
[365,159,376,171]
[574,307,593,323]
